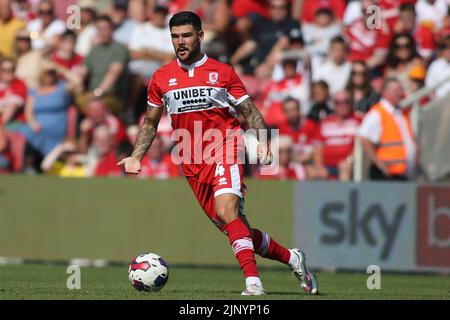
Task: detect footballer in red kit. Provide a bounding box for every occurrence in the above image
[118,11,318,296]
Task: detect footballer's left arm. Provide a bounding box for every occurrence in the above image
[235,97,267,135]
[235,97,272,164]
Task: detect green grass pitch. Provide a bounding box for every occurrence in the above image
[0,264,448,300]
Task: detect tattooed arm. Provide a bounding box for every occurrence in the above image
[235,97,272,164]
[235,97,267,136]
[117,106,163,174]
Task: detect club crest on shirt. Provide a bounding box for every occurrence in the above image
[169,78,178,87]
[207,72,219,85]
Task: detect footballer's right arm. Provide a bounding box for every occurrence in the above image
[117,106,163,174]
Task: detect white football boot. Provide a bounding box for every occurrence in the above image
[241,284,266,296]
[289,249,319,295]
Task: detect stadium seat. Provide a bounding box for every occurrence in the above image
[6,131,26,172]
[66,105,78,140]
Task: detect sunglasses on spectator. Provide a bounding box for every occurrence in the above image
[395,42,411,48]
[270,4,288,9]
[351,70,366,76]
[39,10,53,15]
[333,99,352,105]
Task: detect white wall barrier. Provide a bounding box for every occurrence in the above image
[294,182,450,272]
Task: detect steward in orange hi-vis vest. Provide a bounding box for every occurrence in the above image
[371,102,414,176]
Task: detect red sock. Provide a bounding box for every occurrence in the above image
[252,228,291,264]
[223,219,259,278]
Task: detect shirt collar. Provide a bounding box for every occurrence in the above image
[380,98,396,113]
[177,54,208,70]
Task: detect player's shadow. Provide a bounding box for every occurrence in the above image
[268,291,324,297]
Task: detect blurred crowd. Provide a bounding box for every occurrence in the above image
[0,0,449,181]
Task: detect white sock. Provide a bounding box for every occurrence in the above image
[246,276,262,288]
[288,250,299,267]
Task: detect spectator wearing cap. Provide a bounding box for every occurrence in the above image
[358,78,417,180]
[346,61,380,114]
[312,35,352,95]
[302,5,343,59]
[75,0,98,57]
[408,64,428,105]
[77,15,130,114]
[0,0,26,59]
[230,0,300,77]
[345,0,391,70]
[425,35,450,98]
[0,58,27,125]
[313,89,362,181]
[27,0,66,50]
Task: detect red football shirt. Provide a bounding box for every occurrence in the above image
[346,16,391,63]
[147,55,249,177]
[0,78,27,123]
[300,0,346,23]
[262,74,304,127]
[139,154,180,179]
[51,52,84,70]
[94,151,122,177]
[315,114,362,167]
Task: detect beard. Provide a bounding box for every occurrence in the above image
[177,41,201,64]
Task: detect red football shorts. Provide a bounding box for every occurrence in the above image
[186,162,247,230]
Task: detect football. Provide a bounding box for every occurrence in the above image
[128,253,169,292]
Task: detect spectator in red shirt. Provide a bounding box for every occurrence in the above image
[230,0,270,43]
[278,97,316,173]
[11,0,36,22]
[278,97,315,143]
[262,57,308,127]
[255,135,307,180]
[393,3,436,60]
[0,124,11,172]
[0,58,27,125]
[345,0,392,69]
[313,89,362,181]
[139,135,180,179]
[86,124,122,177]
[79,97,127,153]
[50,30,84,71]
[293,0,346,23]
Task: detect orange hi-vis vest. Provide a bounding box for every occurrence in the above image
[372,102,414,176]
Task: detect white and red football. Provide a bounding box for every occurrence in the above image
[128,253,169,292]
